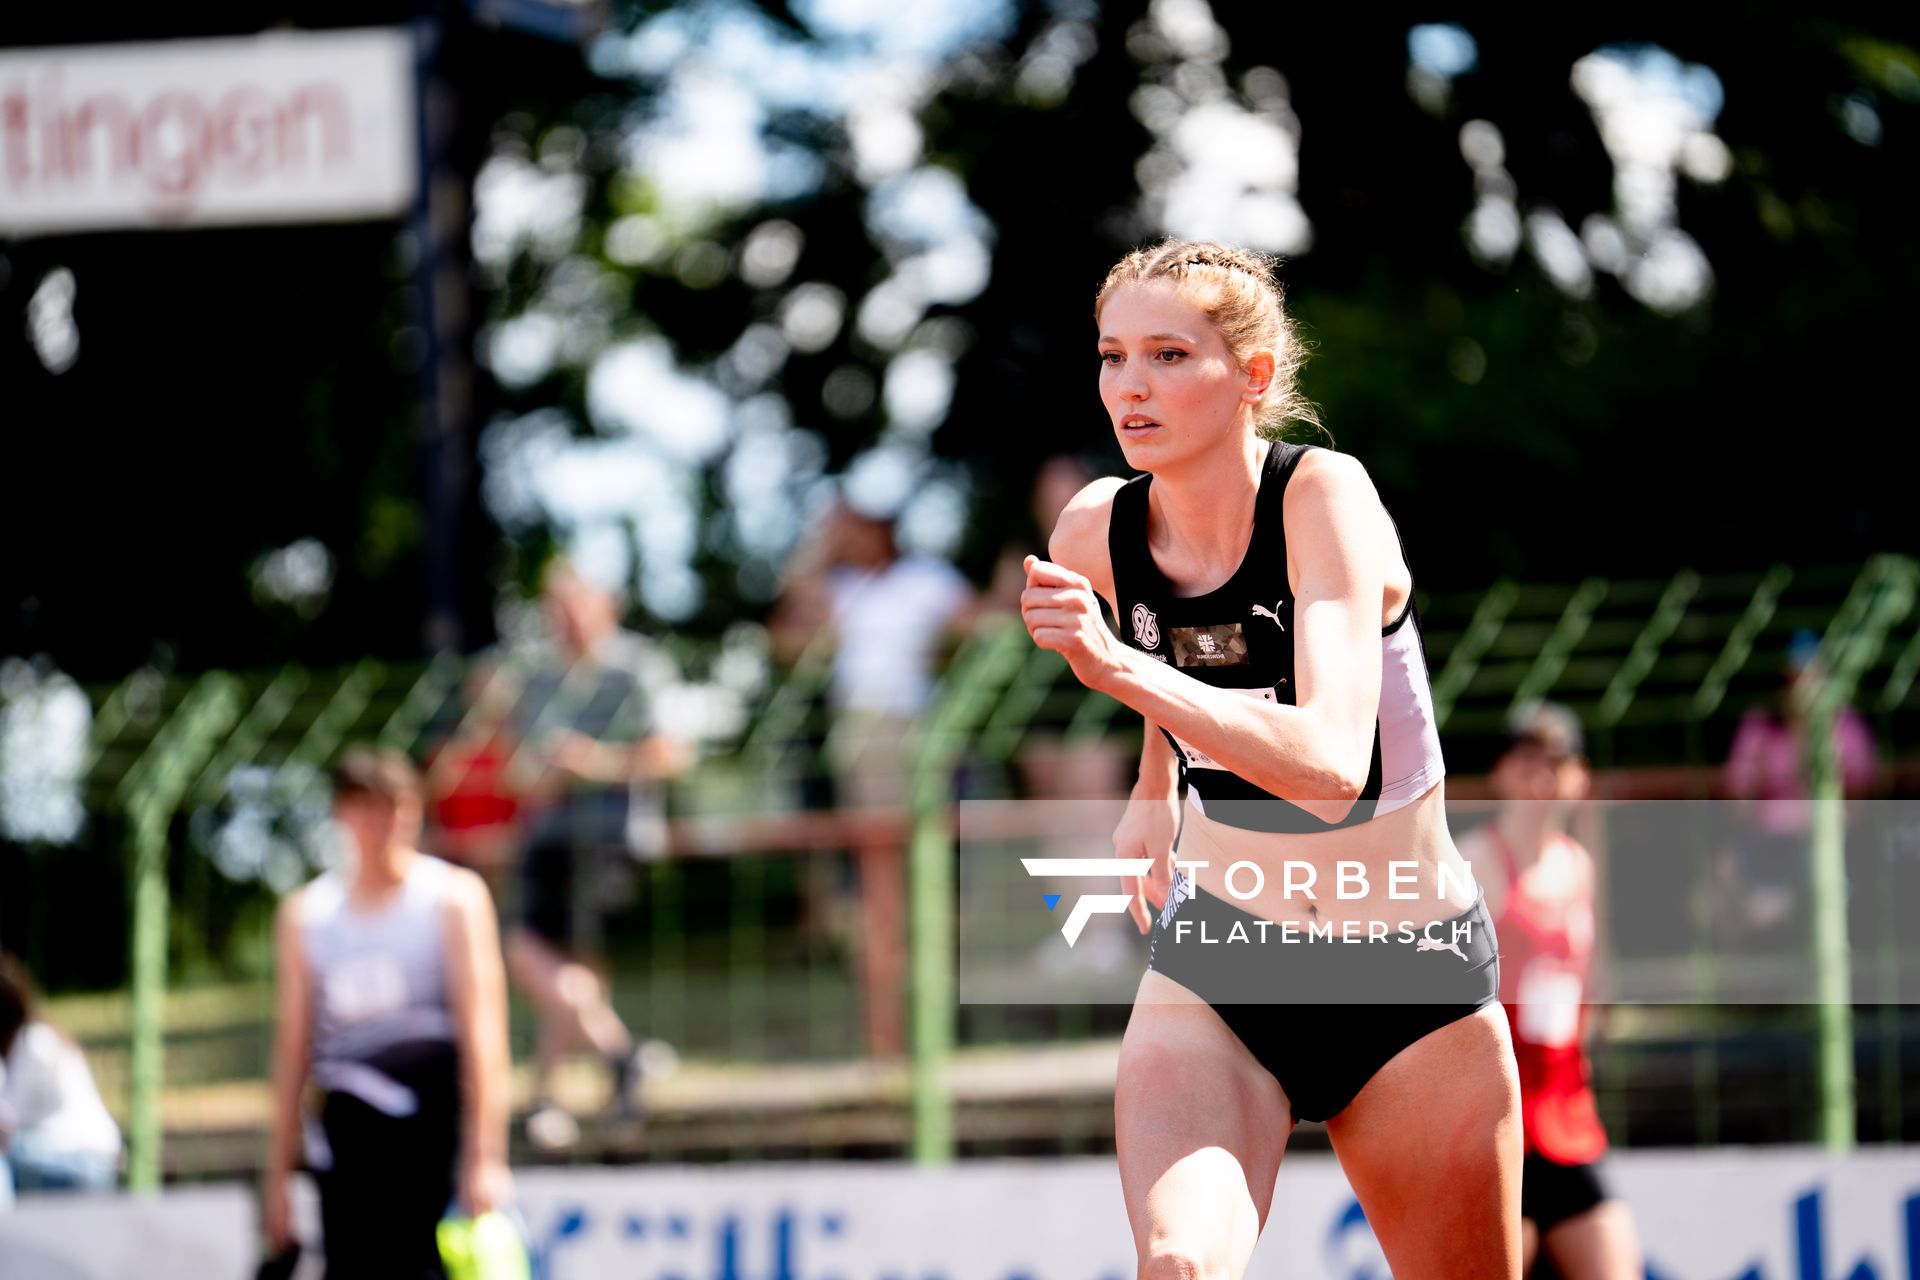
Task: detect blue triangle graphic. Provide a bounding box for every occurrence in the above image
[1043,894,1062,912]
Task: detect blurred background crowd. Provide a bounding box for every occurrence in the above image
[1,0,1917,1217]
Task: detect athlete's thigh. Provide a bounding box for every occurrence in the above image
[1323,1004,1522,1280]
[1116,971,1294,1278]
[1543,1201,1642,1280]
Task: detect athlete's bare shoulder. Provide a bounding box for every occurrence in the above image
[1284,446,1408,614]
[1047,476,1126,608]
[1288,446,1382,513]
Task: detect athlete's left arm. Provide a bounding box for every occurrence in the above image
[1282,451,1392,806]
[443,869,513,1217]
[1024,452,1389,825]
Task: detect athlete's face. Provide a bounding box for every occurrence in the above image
[1096,282,1271,470]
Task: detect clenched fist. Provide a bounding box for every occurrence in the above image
[1021,555,1126,692]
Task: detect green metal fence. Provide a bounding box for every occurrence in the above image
[5,556,1919,1181]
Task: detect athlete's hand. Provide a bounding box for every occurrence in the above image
[1022,556,1124,691]
[1113,784,1181,934]
[460,1152,514,1219]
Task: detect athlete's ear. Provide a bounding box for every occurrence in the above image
[1243,350,1276,404]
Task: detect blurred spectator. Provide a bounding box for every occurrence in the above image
[1460,703,1641,1280]
[503,562,690,1151]
[262,747,510,1273]
[987,455,1132,801]
[984,456,1098,615]
[986,457,1133,977]
[772,499,976,812]
[771,499,975,1056]
[0,950,121,1202]
[1719,629,1879,942]
[422,663,525,887]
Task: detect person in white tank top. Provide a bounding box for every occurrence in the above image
[263,747,511,1278]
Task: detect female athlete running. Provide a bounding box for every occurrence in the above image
[1020,240,1521,1279]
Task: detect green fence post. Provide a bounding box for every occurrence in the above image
[125,801,170,1192]
[1804,707,1852,1151]
[1807,556,1918,1150]
[907,804,955,1164]
[907,621,1032,1163]
[117,674,242,1190]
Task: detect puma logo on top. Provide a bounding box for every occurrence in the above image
[1251,600,1284,630]
[1415,935,1469,962]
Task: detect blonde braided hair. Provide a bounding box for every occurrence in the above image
[1095,240,1325,443]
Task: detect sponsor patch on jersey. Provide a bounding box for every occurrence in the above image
[1170,622,1250,667]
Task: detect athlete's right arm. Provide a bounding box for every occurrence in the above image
[263,893,310,1252]
[1044,479,1177,932]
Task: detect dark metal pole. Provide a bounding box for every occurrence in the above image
[411,2,476,655]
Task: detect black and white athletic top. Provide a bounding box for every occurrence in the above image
[300,856,458,1117]
[1107,441,1445,834]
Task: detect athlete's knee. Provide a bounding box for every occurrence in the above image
[1139,1244,1224,1280]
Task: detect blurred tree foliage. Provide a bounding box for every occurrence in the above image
[2,1,1915,680]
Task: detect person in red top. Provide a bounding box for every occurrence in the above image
[424,664,525,885]
[1460,702,1642,1280]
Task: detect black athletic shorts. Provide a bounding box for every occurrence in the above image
[517,833,578,947]
[315,1041,460,1280]
[517,832,641,950]
[1147,876,1501,1122]
[1521,1151,1610,1233]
